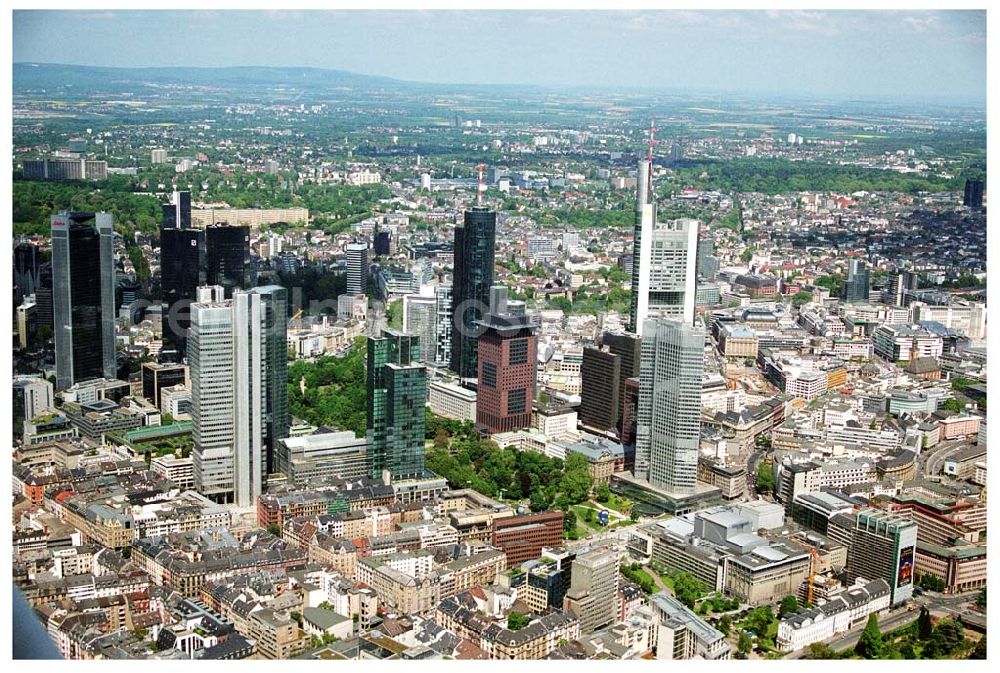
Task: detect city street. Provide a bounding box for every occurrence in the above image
[921,439,971,477]
[783,606,919,659]
[783,592,978,659]
[366,299,387,337]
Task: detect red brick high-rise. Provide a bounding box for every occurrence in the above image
[475,287,538,435]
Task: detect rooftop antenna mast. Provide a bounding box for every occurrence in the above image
[647,118,656,195]
[477,163,485,206]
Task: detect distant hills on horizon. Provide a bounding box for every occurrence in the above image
[13,62,412,92]
[13,61,986,110]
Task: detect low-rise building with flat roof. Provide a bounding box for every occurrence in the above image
[649,592,730,660]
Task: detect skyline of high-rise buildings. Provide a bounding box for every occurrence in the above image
[601,155,706,496]
[160,190,254,359]
[40,150,717,510]
[8,15,989,659]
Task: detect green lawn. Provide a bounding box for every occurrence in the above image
[649,563,681,590]
[573,501,630,532]
[660,574,675,592]
[572,505,603,532]
[620,564,658,594]
[596,492,633,513]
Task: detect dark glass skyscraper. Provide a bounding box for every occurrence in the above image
[603,331,642,429]
[51,211,116,391]
[162,190,192,229]
[141,361,187,408]
[843,259,871,304]
[250,285,289,475]
[14,243,41,303]
[450,206,496,381]
[160,191,206,359]
[580,347,621,432]
[367,329,426,479]
[206,225,252,298]
[34,264,53,333]
[963,178,984,209]
[374,230,391,256]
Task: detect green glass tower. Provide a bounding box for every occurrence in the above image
[367,329,426,479]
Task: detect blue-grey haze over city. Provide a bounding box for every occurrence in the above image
[13,10,987,101]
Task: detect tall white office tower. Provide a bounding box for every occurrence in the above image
[629,134,703,494]
[403,287,437,365]
[628,160,698,336]
[190,285,269,507]
[190,286,235,503]
[635,318,704,494]
[647,218,699,325]
[345,242,369,295]
[434,283,453,367]
[629,159,655,335]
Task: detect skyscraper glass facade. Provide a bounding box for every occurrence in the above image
[367,329,426,479]
[51,211,116,391]
[206,225,251,298]
[450,207,496,380]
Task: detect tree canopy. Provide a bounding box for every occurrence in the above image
[755,462,775,494]
[779,595,799,618]
[287,338,367,436]
[855,613,884,659]
[506,611,531,631]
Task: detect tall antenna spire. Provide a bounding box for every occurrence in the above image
[648,118,655,163]
[647,118,656,195]
[477,163,485,206]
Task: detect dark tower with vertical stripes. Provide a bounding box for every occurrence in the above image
[450,206,496,381]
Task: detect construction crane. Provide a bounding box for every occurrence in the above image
[290,307,303,332]
[806,547,821,606]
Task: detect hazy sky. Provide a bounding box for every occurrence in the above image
[13,10,987,101]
